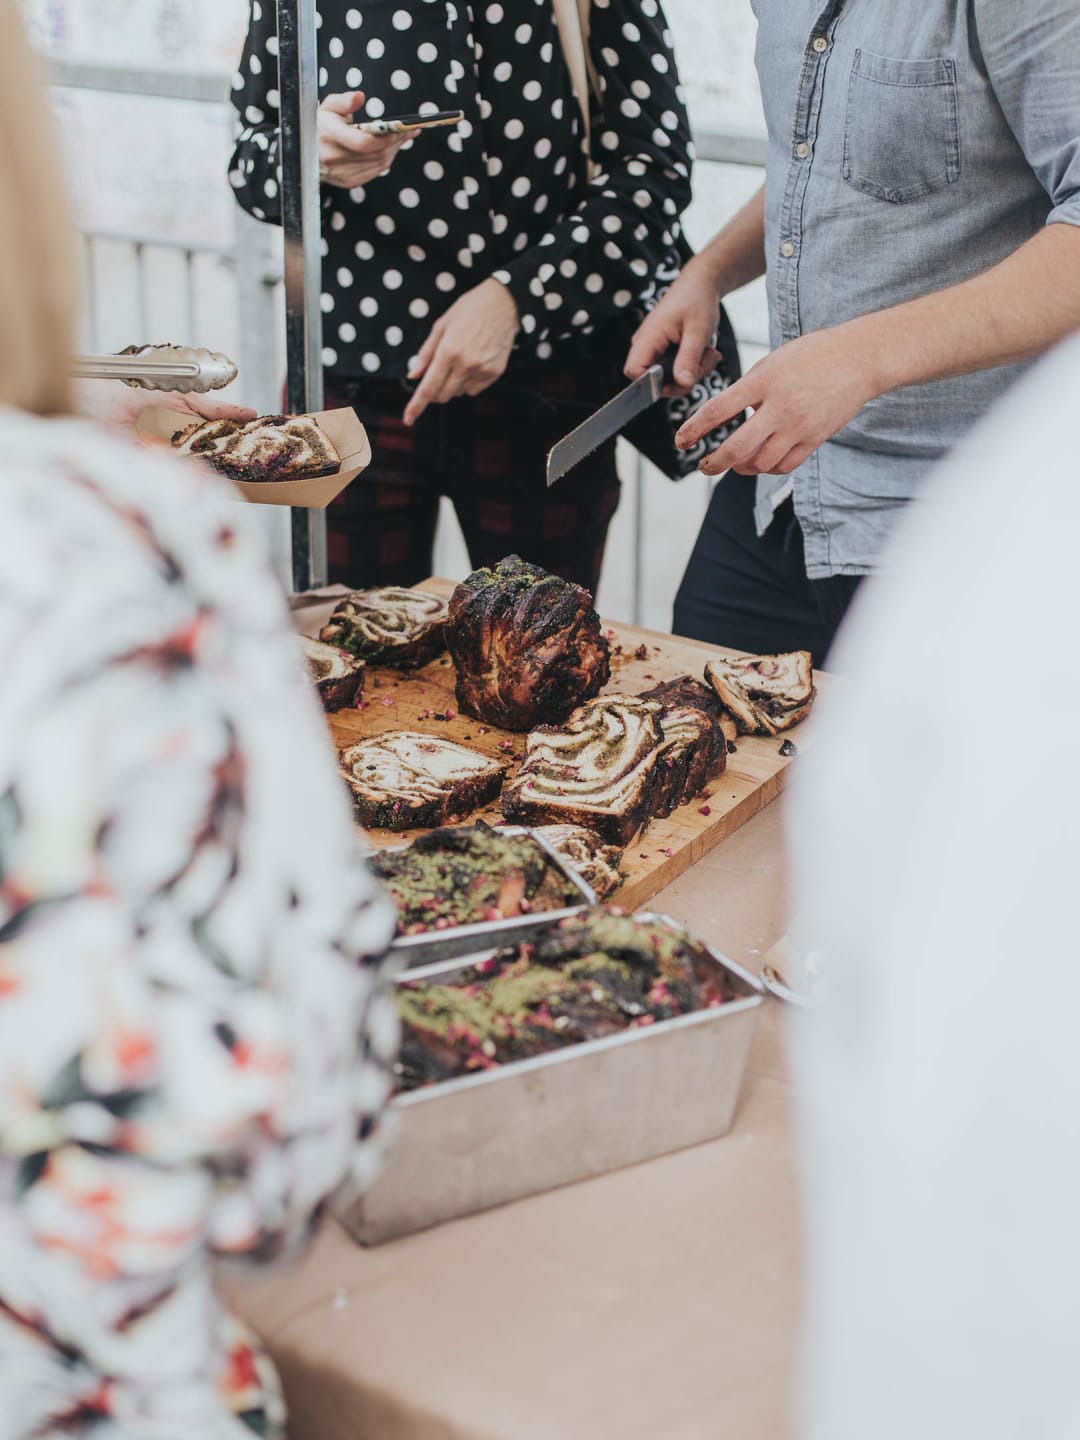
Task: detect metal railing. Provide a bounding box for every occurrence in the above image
[49,57,766,623]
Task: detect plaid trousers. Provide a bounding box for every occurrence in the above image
[322,369,621,594]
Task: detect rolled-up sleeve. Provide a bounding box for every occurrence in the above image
[977,0,1080,227]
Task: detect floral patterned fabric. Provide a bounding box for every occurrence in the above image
[0,407,399,1439]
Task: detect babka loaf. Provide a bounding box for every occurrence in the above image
[320,587,448,670]
[640,676,728,817]
[341,731,508,831]
[370,822,582,935]
[300,635,365,712]
[395,910,731,1090]
[445,555,611,731]
[528,824,624,900]
[704,651,815,736]
[501,694,664,846]
[172,413,340,482]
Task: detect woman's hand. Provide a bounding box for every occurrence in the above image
[624,257,723,394]
[676,325,880,478]
[84,384,257,430]
[318,91,407,189]
[403,280,521,426]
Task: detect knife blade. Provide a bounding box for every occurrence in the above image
[546,362,665,486]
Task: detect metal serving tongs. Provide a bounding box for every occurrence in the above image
[71,343,238,394]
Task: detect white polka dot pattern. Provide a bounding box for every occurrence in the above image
[229,0,691,377]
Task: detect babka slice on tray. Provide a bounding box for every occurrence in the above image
[300,635,365,713]
[445,555,611,731]
[320,587,448,670]
[341,731,508,831]
[704,651,816,736]
[528,824,625,900]
[640,676,728,818]
[501,694,664,846]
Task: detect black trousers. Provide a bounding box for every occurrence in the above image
[674,475,862,668]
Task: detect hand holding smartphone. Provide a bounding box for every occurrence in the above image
[354,108,464,135]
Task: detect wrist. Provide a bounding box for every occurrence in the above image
[686,247,730,302]
[841,313,897,403]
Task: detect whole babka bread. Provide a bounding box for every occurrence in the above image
[444,555,611,731]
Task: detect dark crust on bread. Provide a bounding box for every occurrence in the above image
[315,666,364,713]
[640,676,728,818]
[501,792,649,848]
[446,555,611,731]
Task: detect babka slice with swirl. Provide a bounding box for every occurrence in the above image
[501,695,665,846]
[704,651,815,735]
[320,587,448,670]
[300,635,365,713]
[640,676,728,818]
[341,731,509,831]
[172,413,340,481]
[528,824,625,900]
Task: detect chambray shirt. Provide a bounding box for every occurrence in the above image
[751,1,1080,577]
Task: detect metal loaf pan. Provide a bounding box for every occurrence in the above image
[371,826,598,967]
[334,912,764,1245]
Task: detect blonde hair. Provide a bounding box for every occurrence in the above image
[0,1,77,415]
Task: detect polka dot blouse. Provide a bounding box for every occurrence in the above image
[229,0,693,380]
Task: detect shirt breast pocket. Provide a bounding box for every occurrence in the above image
[842,50,960,205]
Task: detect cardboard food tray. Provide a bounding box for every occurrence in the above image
[295,580,818,916]
[135,406,371,508]
[334,911,765,1245]
[376,825,598,967]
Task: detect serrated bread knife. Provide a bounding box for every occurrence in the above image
[546,357,671,486]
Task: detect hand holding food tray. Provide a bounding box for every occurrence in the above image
[135,405,371,508]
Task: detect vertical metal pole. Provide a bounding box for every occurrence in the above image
[278,0,326,593]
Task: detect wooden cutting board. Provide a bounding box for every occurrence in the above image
[293,580,818,914]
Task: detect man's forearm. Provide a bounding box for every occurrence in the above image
[852,224,1080,396]
[696,186,767,297]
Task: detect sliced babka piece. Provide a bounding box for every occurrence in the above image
[704,651,815,736]
[445,555,611,731]
[640,676,728,818]
[341,731,508,831]
[300,635,365,713]
[172,413,340,482]
[501,694,664,846]
[320,587,448,670]
[529,823,625,900]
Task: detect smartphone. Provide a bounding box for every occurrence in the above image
[354,109,464,135]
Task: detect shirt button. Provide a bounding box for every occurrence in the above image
[795,141,810,159]
[812,36,828,53]
[781,240,795,258]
